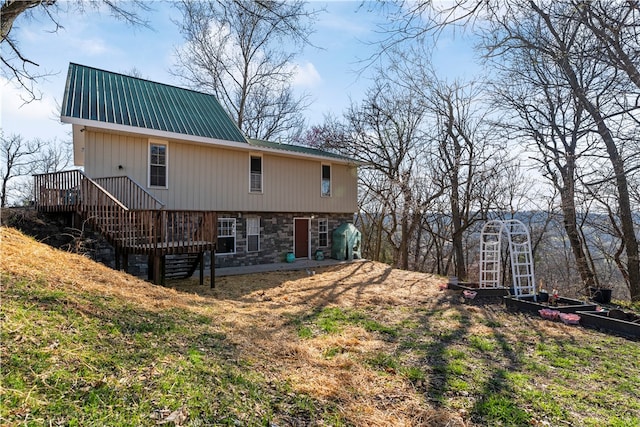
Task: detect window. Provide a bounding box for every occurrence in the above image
[318,218,328,247]
[149,142,167,188]
[250,155,262,193]
[247,217,260,252]
[217,218,236,254]
[321,164,331,197]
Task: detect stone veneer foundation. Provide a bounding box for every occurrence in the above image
[212,212,355,269]
[85,212,355,277]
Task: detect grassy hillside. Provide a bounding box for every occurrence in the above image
[1,226,639,426]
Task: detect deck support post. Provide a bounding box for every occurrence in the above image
[115,249,128,273]
[147,255,154,282]
[210,249,216,289]
[115,247,121,271]
[198,252,204,286]
[149,254,163,285]
[158,255,165,286]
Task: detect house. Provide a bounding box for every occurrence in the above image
[34,63,358,283]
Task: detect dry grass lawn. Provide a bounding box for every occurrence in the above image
[174,262,457,426]
[2,225,638,426]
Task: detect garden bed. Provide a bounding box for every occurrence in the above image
[504,294,597,314]
[577,310,640,339]
[447,280,511,298]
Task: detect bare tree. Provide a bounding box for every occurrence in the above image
[0,133,44,207]
[479,1,640,299]
[571,0,640,92]
[386,0,640,300]
[1,0,150,102]
[349,81,427,270]
[424,78,508,279]
[173,0,317,142]
[304,78,439,269]
[488,25,605,293]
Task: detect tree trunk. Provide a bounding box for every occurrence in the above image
[559,180,596,291]
[1,0,41,43]
[534,2,640,300]
[560,60,640,300]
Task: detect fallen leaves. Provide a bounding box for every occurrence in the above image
[151,406,188,425]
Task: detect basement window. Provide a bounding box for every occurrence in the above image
[217,218,236,254]
[318,218,328,247]
[247,217,260,252]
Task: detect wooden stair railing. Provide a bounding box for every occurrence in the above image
[93,176,165,210]
[34,170,217,286]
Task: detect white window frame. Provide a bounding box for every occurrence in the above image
[148,139,168,189]
[318,218,328,247]
[249,153,263,193]
[246,217,260,252]
[321,163,331,197]
[216,218,236,255]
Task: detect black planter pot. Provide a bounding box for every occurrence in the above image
[590,287,612,304]
[537,291,549,302]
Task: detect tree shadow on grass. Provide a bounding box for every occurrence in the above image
[171,260,396,309]
[399,289,588,426]
[4,275,346,426]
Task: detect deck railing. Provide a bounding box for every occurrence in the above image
[34,170,84,212]
[34,170,216,255]
[93,176,164,210]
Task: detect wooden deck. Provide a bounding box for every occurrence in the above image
[34,170,217,286]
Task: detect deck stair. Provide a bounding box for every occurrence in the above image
[164,253,203,281]
[34,170,216,286]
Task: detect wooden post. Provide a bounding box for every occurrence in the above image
[148,255,154,282]
[158,255,165,286]
[122,253,129,274]
[210,248,216,289]
[115,247,121,271]
[198,252,204,286]
[151,254,163,285]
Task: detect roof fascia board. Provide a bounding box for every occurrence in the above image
[62,116,357,165]
[248,145,357,165]
[62,115,250,149]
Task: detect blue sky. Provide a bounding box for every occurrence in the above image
[1,1,479,143]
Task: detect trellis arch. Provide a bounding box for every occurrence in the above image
[479,219,536,296]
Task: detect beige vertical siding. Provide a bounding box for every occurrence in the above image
[84,130,358,213]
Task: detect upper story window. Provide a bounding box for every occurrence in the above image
[250,154,262,193]
[321,164,331,197]
[149,141,167,188]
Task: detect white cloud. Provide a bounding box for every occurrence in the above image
[317,5,374,37]
[73,37,111,56]
[292,61,322,88]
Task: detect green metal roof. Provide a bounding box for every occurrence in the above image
[248,138,355,163]
[61,63,247,143]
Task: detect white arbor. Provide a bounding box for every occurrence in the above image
[479,219,536,297]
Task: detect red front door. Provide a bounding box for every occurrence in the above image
[294,218,309,258]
